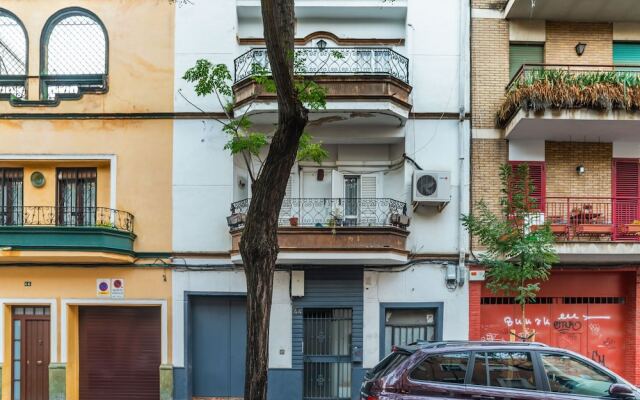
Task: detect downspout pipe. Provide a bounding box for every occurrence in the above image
[457,0,470,285]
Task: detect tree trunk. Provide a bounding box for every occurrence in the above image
[240,0,308,399]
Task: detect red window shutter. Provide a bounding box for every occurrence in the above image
[613,159,640,232]
[510,161,546,211]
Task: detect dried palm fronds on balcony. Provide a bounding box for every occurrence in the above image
[497,65,640,126]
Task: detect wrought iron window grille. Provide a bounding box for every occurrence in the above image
[234,47,410,84]
[0,10,27,100]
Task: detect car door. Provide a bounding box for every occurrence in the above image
[401,351,475,399]
[466,350,545,400]
[534,351,638,400]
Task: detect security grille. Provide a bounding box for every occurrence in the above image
[303,309,352,400]
[0,168,23,225]
[0,11,27,99]
[45,13,107,100]
[56,168,97,226]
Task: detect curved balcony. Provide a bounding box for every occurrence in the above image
[232,47,412,125]
[500,64,640,140]
[505,0,640,22]
[228,197,410,265]
[0,206,136,263]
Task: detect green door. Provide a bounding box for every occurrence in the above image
[509,44,544,79]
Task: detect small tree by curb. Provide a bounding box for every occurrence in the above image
[462,164,558,341]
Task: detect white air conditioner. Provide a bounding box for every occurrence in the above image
[413,171,451,209]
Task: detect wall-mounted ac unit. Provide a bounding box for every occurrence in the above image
[413,171,451,210]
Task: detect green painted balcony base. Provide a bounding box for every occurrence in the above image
[49,363,66,400]
[0,226,136,264]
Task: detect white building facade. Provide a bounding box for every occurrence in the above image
[171,1,470,399]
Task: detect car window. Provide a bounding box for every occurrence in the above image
[366,351,410,380]
[541,353,615,398]
[410,352,469,384]
[471,351,537,390]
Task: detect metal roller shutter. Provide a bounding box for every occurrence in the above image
[79,307,161,400]
[509,44,544,79]
[614,42,640,64]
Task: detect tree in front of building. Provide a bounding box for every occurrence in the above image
[462,164,558,341]
[180,1,345,398]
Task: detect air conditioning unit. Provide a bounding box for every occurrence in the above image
[413,171,451,210]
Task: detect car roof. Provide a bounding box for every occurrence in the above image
[394,340,549,354]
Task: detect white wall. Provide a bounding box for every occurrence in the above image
[509,140,545,161]
[172,269,293,369]
[362,263,469,368]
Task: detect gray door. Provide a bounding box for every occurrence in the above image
[191,296,246,397]
[303,308,352,400]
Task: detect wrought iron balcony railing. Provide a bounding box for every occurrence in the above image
[229,197,408,229]
[0,206,134,233]
[234,47,409,83]
[527,196,640,241]
[0,75,27,100]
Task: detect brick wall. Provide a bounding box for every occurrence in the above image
[545,141,612,198]
[471,18,509,129]
[471,0,508,9]
[545,22,613,65]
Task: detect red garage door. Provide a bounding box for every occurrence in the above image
[479,272,628,377]
[79,307,161,400]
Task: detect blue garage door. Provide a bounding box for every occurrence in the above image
[191,296,246,397]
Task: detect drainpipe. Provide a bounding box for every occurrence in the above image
[457,0,470,286]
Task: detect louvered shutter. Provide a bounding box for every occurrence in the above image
[509,44,544,79]
[613,159,640,237]
[510,162,546,211]
[280,174,294,222]
[614,43,640,64]
[360,174,379,225]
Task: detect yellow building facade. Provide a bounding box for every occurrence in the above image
[0,1,174,399]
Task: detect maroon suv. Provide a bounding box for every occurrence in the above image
[361,341,639,400]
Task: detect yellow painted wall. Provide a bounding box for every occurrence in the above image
[0,267,171,400]
[0,0,174,113]
[0,161,110,209]
[0,120,172,252]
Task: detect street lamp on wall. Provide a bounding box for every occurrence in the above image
[317,39,327,51]
[576,164,586,175]
[575,42,587,57]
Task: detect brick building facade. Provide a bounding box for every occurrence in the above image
[470,0,640,385]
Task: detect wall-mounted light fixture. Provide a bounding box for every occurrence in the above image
[317,39,327,51]
[575,42,587,56]
[576,164,586,175]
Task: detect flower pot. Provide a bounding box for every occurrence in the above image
[289,217,299,227]
[226,213,247,227]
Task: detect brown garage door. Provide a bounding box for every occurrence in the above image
[79,306,161,400]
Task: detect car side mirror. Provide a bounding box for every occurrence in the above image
[609,383,635,398]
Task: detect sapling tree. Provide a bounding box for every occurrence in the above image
[462,164,558,341]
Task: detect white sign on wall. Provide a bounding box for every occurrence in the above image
[96,278,125,298]
[97,279,111,297]
[111,278,125,299]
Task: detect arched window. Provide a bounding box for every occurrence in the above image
[42,8,107,100]
[0,9,27,99]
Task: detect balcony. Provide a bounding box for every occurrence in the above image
[499,64,640,140]
[505,0,640,22]
[228,197,410,265]
[530,197,640,263]
[0,206,135,263]
[232,47,412,125]
[237,0,408,21]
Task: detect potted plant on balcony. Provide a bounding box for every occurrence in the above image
[327,206,343,228]
[289,216,299,227]
[390,213,411,228]
[226,212,247,228]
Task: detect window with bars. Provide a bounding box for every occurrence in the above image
[56,168,97,226]
[42,8,107,100]
[0,168,23,225]
[0,10,27,99]
[384,309,436,356]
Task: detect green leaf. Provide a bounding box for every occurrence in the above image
[183,59,232,97]
[224,132,268,156]
[297,133,329,163]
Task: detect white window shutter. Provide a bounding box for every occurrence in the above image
[331,170,344,199]
[281,173,295,220]
[360,173,381,225]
